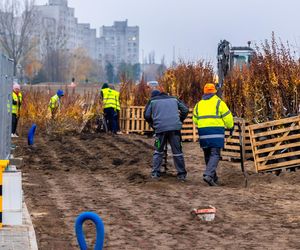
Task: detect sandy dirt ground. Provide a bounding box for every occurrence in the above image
[14,133,300,250]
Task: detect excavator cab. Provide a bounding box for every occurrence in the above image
[217,40,254,96]
[230,45,254,70]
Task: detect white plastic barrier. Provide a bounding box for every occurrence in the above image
[3,171,22,225]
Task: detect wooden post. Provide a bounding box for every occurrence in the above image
[125,107,130,134]
[136,107,140,132]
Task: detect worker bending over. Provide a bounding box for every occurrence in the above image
[145,89,189,181]
[193,83,234,186]
[49,89,64,118]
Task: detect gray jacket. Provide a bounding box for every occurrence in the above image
[144,93,189,133]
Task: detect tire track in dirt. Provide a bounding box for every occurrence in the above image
[18,134,300,250]
[22,137,75,249]
[44,134,157,248]
[72,135,209,249]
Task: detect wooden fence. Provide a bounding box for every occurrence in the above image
[119,106,252,162]
[222,119,252,161]
[248,115,300,172]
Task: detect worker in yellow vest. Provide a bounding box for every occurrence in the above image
[193,83,234,186]
[101,83,117,134]
[11,83,22,137]
[110,85,122,134]
[49,89,64,118]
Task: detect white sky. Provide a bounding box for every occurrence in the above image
[35,0,300,65]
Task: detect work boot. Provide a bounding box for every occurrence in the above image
[151,172,160,180]
[213,175,219,185]
[177,174,186,182]
[203,175,218,186]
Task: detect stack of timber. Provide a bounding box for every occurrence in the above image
[248,115,300,173]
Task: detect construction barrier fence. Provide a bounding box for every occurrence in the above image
[0,54,13,160]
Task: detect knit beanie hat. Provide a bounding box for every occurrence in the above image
[203,83,217,94]
[102,83,109,89]
[151,90,161,97]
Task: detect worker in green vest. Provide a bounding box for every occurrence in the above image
[49,89,64,118]
[11,83,22,137]
[101,83,117,134]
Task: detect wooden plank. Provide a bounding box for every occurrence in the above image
[222,151,240,158]
[224,145,240,151]
[257,149,300,163]
[257,158,300,171]
[225,138,240,144]
[256,141,300,154]
[136,107,140,131]
[260,122,296,166]
[181,130,195,134]
[249,125,259,172]
[249,115,300,130]
[252,125,300,138]
[253,133,300,147]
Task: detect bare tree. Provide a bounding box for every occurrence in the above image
[0,0,36,76]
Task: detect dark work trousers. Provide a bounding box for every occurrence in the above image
[104,108,117,133]
[153,130,187,177]
[203,147,221,180]
[12,113,19,134]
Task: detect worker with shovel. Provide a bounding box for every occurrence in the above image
[193,83,234,186]
[144,89,189,181]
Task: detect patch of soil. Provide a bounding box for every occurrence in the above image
[14,133,300,250]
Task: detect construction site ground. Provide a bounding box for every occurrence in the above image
[15,132,300,250]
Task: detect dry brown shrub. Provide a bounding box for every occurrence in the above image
[224,34,300,123]
[20,86,100,134]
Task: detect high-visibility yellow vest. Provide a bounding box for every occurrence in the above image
[12,91,22,115]
[193,95,234,148]
[193,95,233,129]
[101,88,116,109]
[49,94,60,111]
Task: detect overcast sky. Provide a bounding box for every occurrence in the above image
[36,0,300,65]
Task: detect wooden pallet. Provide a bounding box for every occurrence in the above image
[119,106,152,134]
[181,109,198,142]
[222,119,253,162]
[248,115,300,173]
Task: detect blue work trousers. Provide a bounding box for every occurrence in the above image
[202,147,221,180]
[104,108,117,133]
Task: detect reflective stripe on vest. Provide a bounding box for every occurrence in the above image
[193,99,221,120]
[199,134,225,139]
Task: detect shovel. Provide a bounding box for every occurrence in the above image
[237,123,248,187]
